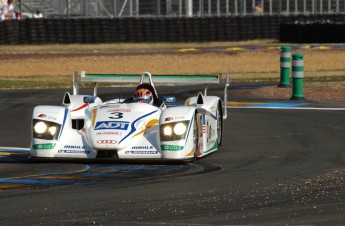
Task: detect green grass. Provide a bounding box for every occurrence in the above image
[0,75,72,89]
[0,40,278,53]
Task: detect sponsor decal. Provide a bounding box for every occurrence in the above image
[83,96,95,104]
[97,140,117,144]
[165,116,185,122]
[95,121,129,130]
[107,108,130,113]
[37,114,57,121]
[201,115,207,133]
[32,143,56,150]
[96,131,122,136]
[161,145,184,151]
[165,97,175,103]
[58,150,90,154]
[125,150,159,154]
[64,145,85,149]
[131,145,153,149]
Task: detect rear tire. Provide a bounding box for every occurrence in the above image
[216,103,223,146]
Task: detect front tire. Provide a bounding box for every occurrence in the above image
[192,113,199,162]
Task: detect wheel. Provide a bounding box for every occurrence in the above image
[216,103,223,146]
[192,114,199,162]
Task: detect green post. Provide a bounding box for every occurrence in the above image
[278,46,291,87]
[291,53,305,100]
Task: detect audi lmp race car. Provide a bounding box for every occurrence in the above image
[31,71,229,161]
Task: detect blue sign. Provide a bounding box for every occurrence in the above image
[94,121,129,130]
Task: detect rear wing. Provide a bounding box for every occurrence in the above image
[79,71,221,84]
[72,71,230,119]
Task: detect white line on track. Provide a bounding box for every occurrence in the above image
[0,147,30,151]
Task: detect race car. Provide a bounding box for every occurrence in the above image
[30,71,229,161]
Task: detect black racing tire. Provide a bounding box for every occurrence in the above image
[217,102,223,146]
[192,113,199,162]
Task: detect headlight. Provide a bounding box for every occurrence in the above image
[48,126,58,136]
[33,119,61,140]
[160,120,190,141]
[34,121,47,134]
[174,123,186,136]
[163,126,173,136]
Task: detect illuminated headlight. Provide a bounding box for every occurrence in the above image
[160,120,190,141]
[163,126,173,136]
[34,121,47,134]
[174,123,186,136]
[48,126,58,136]
[33,119,61,140]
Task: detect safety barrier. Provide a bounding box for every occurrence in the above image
[1,14,345,44]
[278,46,291,88]
[291,53,305,100]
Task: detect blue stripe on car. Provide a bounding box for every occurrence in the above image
[184,114,194,146]
[119,110,158,144]
[58,108,68,140]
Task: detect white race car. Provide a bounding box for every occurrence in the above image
[31,71,229,161]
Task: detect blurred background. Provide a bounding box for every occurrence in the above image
[13,0,345,19]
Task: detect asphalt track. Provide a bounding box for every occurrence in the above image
[0,84,345,225]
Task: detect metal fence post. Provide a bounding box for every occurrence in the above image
[291,53,305,100]
[186,0,192,17]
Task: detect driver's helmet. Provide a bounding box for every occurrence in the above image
[133,88,153,104]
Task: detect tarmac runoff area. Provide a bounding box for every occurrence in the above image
[0,96,344,190]
[0,84,344,190]
[0,86,345,225]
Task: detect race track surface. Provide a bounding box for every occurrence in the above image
[0,85,345,225]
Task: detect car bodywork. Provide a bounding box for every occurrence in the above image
[31,71,229,161]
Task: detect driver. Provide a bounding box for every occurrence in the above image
[133,87,153,105]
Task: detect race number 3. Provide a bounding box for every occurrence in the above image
[109,112,123,119]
